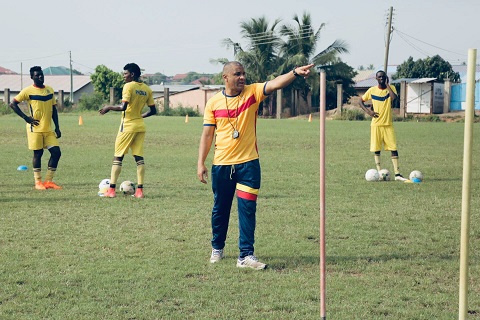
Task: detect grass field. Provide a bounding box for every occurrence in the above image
[0,113,479,319]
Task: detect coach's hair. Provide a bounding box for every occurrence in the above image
[124,63,141,78]
[30,66,42,77]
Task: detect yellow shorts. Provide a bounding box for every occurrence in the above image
[370,125,397,152]
[114,132,145,157]
[27,131,59,150]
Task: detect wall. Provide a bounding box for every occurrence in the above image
[450,83,480,110]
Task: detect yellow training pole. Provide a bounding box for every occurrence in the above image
[458,48,476,320]
[319,70,327,320]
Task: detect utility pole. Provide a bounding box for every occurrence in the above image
[69,51,74,103]
[383,6,393,72]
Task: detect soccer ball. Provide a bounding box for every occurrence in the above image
[365,169,379,182]
[378,169,391,181]
[409,170,423,182]
[98,178,110,196]
[98,178,110,190]
[120,180,136,195]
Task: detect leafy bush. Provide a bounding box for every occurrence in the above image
[415,115,442,122]
[77,92,105,111]
[0,100,13,115]
[340,109,365,121]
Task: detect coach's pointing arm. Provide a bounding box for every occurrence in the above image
[264,64,314,95]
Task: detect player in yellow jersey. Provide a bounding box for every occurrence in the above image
[359,70,408,182]
[99,63,157,198]
[197,61,314,270]
[9,66,62,190]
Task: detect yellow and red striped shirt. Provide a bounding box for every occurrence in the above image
[203,83,267,165]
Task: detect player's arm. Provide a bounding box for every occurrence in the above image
[385,76,397,102]
[264,64,315,95]
[358,99,378,118]
[99,101,128,115]
[142,105,157,118]
[52,105,61,138]
[197,125,215,184]
[9,99,39,125]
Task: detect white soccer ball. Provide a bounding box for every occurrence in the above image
[409,170,423,182]
[365,169,379,182]
[98,178,110,189]
[98,178,110,196]
[378,169,391,181]
[120,180,136,195]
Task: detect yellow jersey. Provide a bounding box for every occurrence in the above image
[120,81,154,132]
[203,83,267,165]
[14,84,56,132]
[362,85,397,126]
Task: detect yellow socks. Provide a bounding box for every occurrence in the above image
[110,160,122,185]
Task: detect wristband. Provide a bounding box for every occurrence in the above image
[292,67,301,77]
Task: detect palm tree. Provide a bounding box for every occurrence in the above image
[279,13,348,70]
[222,16,282,84]
[278,13,349,114]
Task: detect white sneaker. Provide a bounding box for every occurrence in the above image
[394,174,409,182]
[209,248,224,263]
[236,255,267,270]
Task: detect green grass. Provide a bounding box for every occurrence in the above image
[0,113,479,319]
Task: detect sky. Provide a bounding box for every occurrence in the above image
[1,0,479,76]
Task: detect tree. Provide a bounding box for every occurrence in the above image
[181,72,213,85]
[394,55,460,82]
[144,72,167,85]
[278,13,349,113]
[90,65,124,101]
[222,16,282,84]
[214,13,352,115]
[320,60,357,109]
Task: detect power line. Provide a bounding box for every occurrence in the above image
[245,25,314,39]
[395,31,432,57]
[0,52,67,64]
[71,60,95,72]
[394,28,466,57]
[248,28,314,41]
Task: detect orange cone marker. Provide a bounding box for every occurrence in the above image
[79,116,84,125]
[308,114,312,122]
[185,114,189,123]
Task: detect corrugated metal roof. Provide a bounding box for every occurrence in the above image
[0,66,17,74]
[353,70,374,82]
[390,78,417,84]
[354,77,378,88]
[411,78,437,83]
[354,71,395,88]
[150,84,200,93]
[0,75,91,93]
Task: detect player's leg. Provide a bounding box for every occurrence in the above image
[33,149,46,190]
[104,155,124,198]
[42,132,62,189]
[44,147,62,189]
[384,126,407,181]
[105,132,131,198]
[235,159,266,270]
[27,131,46,189]
[374,151,381,171]
[131,132,145,198]
[133,155,145,198]
[370,126,382,171]
[209,164,236,263]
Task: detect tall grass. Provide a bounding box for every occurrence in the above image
[0,114,479,319]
